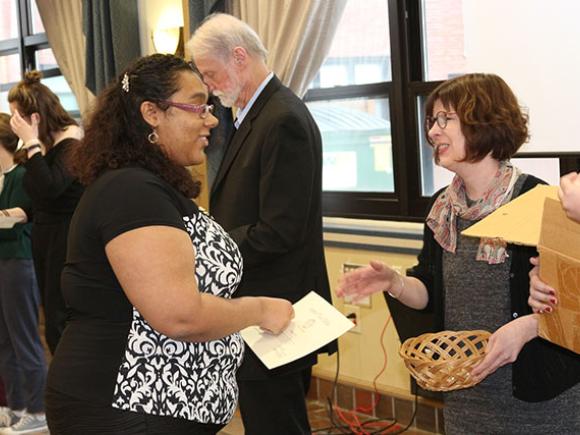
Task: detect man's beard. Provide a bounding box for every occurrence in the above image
[213,73,242,108]
[213,90,238,108]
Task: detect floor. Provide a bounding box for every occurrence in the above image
[219,399,436,434]
[14,400,436,434]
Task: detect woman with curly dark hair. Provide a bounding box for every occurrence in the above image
[45,53,294,435]
[8,71,84,355]
[337,73,580,434]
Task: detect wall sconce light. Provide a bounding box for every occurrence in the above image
[152,26,184,56]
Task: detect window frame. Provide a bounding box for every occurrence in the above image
[306,0,580,222]
[0,0,78,116]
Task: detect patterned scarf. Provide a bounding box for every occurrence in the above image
[426,161,521,264]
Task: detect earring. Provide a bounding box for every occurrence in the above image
[147,130,159,144]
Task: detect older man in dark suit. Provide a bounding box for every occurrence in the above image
[188,13,336,435]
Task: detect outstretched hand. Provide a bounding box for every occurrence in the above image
[336,260,397,302]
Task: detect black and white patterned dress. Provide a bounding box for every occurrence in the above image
[47,168,245,427]
[112,210,244,424]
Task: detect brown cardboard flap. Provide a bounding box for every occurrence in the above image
[461,185,558,246]
[536,198,580,354]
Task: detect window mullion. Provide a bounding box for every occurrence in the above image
[16,0,27,74]
[388,0,413,217]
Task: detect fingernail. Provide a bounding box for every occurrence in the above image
[550,298,557,305]
[549,290,556,296]
[545,306,553,313]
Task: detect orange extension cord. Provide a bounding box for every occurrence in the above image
[333,314,406,435]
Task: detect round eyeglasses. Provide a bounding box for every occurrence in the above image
[425,111,457,130]
[160,100,214,119]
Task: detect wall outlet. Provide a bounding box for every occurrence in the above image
[344,304,361,334]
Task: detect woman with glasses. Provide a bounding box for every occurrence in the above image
[45,54,294,435]
[337,73,580,433]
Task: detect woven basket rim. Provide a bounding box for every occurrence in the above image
[399,329,492,392]
[400,330,491,360]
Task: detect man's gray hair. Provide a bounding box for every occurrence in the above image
[187,13,268,63]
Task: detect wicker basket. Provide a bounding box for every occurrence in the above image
[399,330,491,392]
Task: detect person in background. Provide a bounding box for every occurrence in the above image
[337,73,580,434]
[0,113,47,434]
[188,13,335,435]
[557,171,580,221]
[45,54,293,435]
[8,71,84,354]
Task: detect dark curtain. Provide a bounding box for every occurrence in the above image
[188,0,234,191]
[83,0,141,94]
[187,0,227,32]
[0,377,6,406]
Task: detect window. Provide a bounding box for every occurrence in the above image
[0,0,78,114]
[309,0,580,221]
[309,97,392,193]
[0,0,19,40]
[421,0,467,81]
[305,0,395,218]
[417,0,580,198]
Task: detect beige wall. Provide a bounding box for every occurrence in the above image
[314,222,423,399]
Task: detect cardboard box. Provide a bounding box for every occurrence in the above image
[462,185,580,354]
[536,198,580,353]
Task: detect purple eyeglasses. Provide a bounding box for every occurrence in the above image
[160,100,214,119]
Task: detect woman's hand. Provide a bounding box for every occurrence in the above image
[10,110,39,144]
[559,172,580,222]
[258,297,294,334]
[336,260,399,301]
[528,256,557,314]
[471,315,538,382]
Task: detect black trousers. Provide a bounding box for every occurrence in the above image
[238,367,312,435]
[31,220,70,354]
[45,388,224,435]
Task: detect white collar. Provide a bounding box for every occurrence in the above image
[235,72,274,129]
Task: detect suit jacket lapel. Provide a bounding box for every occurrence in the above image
[211,76,283,195]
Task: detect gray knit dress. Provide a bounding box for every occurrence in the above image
[442,176,580,435]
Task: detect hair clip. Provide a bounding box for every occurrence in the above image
[121,73,130,93]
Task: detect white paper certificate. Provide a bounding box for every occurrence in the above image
[240,291,353,369]
[0,216,23,229]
